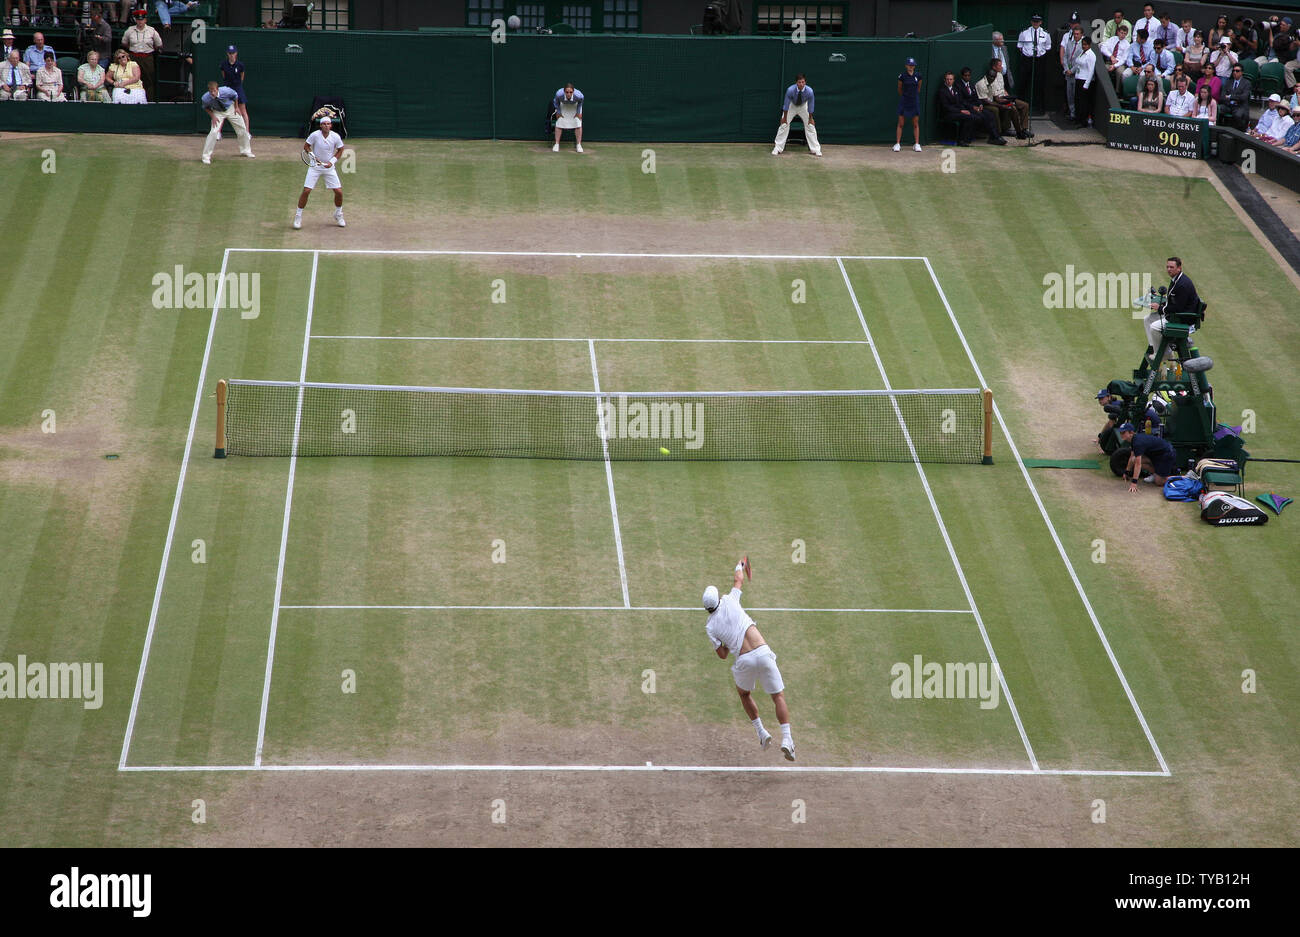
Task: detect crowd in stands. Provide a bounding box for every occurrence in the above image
[1087,5,1300,149]
[1,1,196,101]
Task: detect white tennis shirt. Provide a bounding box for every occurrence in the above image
[706,587,754,655]
[306,129,342,164]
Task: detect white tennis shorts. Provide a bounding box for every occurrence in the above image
[303,166,342,190]
[731,645,784,695]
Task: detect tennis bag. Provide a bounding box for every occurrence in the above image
[303,97,348,138]
[1163,475,1203,501]
[1198,491,1268,526]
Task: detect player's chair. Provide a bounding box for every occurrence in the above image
[1204,433,1249,496]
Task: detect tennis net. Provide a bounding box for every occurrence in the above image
[217,380,993,463]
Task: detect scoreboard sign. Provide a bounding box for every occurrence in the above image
[1106,109,1209,159]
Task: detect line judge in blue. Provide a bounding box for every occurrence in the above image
[772,73,822,156]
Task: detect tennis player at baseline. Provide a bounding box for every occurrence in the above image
[704,559,796,761]
[294,116,346,230]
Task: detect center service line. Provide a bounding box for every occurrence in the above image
[589,339,631,608]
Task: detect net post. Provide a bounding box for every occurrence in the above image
[214,379,227,459]
[981,388,993,465]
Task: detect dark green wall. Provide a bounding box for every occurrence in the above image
[191,26,1006,145]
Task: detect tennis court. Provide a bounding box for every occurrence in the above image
[117,249,1167,776]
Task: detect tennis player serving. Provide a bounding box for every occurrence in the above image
[703,556,796,761]
[293,116,347,229]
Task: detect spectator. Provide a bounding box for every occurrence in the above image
[1165,74,1194,116]
[1250,93,1282,139]
[155,1,199,30]
[976,56,1031,139]
[112,1,134,26]
[551,81,585,153]
[1016,13,1051,111]
[1210,37,1237,82]
[1194,66,1220,105]
[1,28,17,63]
[1150,38,1175,78]
[24,31,53,75]
[1123,28,1154,80]
[1208,14,1231,50]
[1073,37,1097,127]
[78,49,110,101]
[1175,17,1196,53]
[894,56,922,152]
[1282,24,1300,91]
[991,31,1013,90]
[1192,82,1216,124]
[1137,76,1163,112]
[121,8,161,101]
[87,9,113,64]
[199,80,254,163]
[772,73,820,157]
[0,49,31,99]
[34,48,63,99]
[937,70,976,145]
[105,46,144,102]
[1258,100,1293,144]
[1153,11,1178,49]
[1133,4,1159,44]
[1118,423,1179,491]
[1100,23,1131,89]
[1182,31,1207,79]
[1104,9,1132,40]
[1233,17,1259,59]
[1280,117,1300,152]
[219,44,250,137]
[1060,21,1085,122]
[1220,65,1251,130]
[957,65,1006,143]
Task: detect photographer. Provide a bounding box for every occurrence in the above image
[1143,256,1200,363]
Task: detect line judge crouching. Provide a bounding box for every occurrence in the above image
[552,82,584,153]
[772,72,822,156]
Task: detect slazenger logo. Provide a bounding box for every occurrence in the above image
[285,43,303,53]
[50,868,151,918]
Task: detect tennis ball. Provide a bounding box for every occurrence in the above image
[659,447,670,455]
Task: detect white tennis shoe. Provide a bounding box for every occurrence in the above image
[913,143,922,152]
[334,210,346,227]
[759,730,773,751]
[893,143,901,151]
[292,212,302,229]
[552,142,559,152]
[576,143,583,153]
[781,740,795,762]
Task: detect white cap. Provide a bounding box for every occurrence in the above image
[702,585,719,611]
[1268,93,1282,103]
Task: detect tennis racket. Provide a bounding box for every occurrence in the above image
[742,555,751,581]
[301,149,331,169]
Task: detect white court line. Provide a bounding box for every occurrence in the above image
[227,248,926,261]
[118,249,230,771]
[277,605,974,613]
[253,250,319,768]
[589,340,630,608]
[311,335,872,345]
[837,258,1039,772]
[920,257,1170,776]
[118,763,1170,777]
